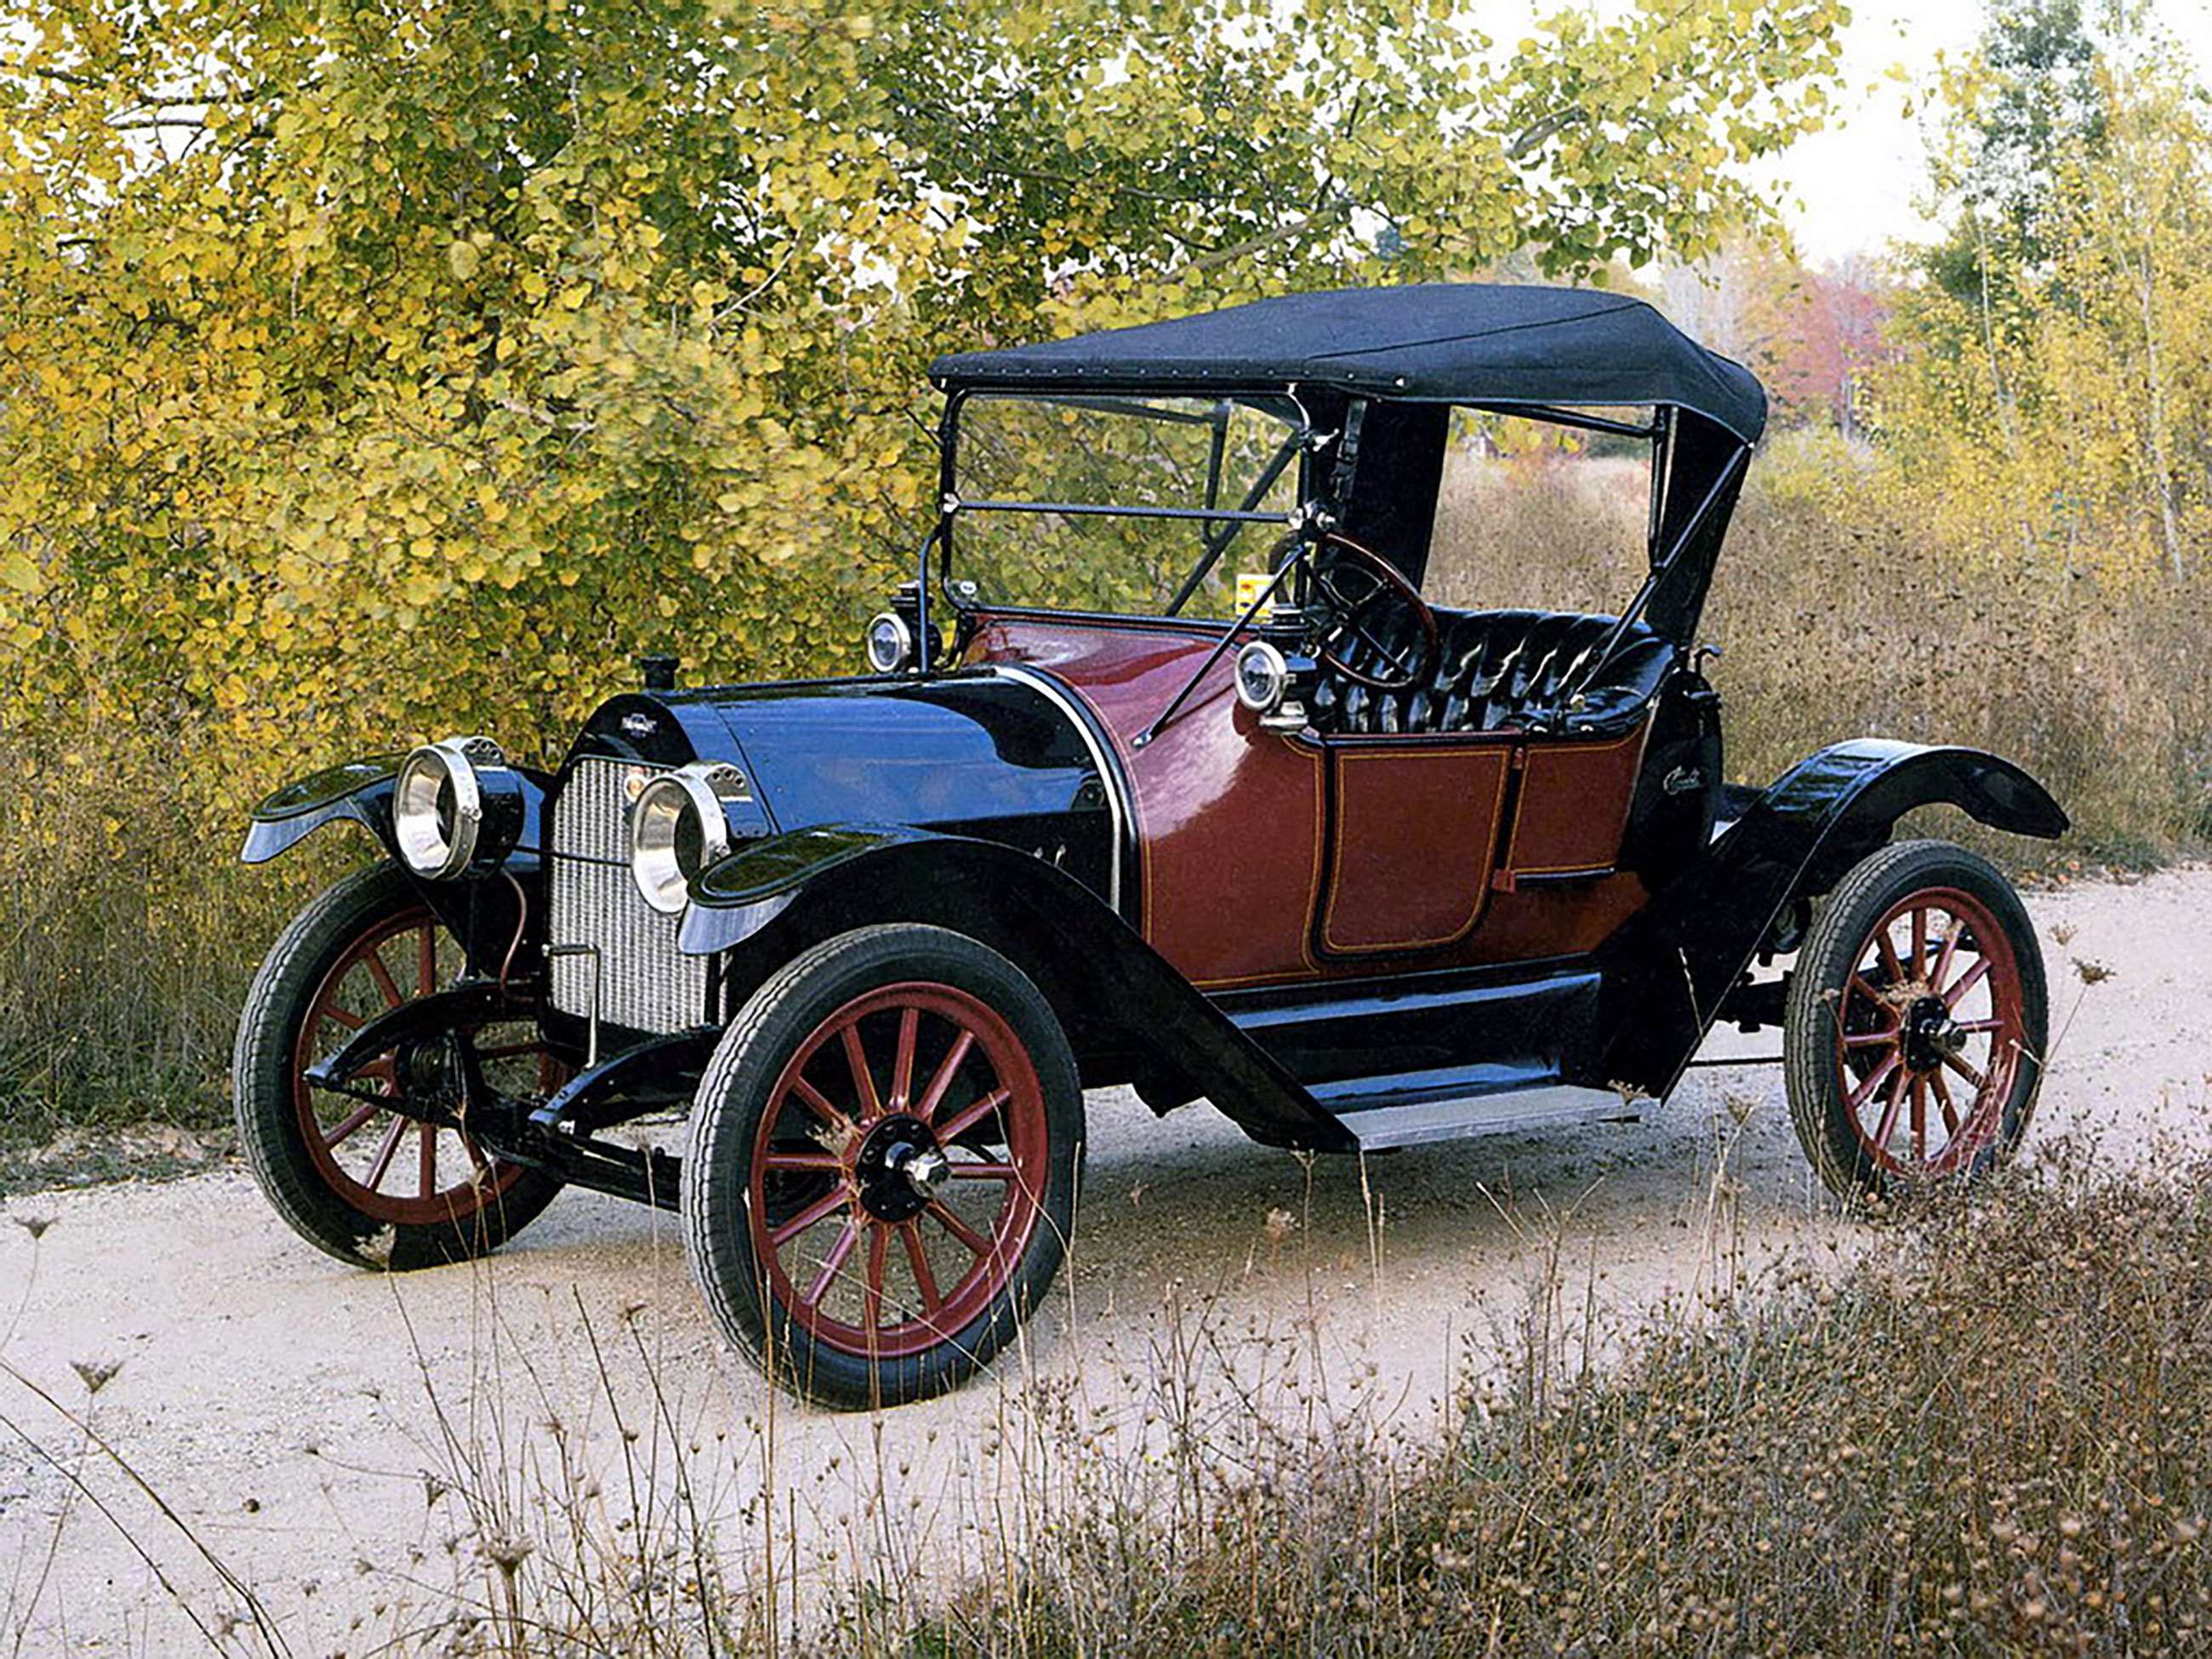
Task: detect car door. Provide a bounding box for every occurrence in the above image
[1491,723,1653,887]
[1316,735,1514,955]
[1314,720,1652,961]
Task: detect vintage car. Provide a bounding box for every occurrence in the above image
[234,284,2065,1407]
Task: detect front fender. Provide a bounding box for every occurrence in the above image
[681,824,1356,1154]
[240,757,405,864]
[678,824,934,954]
[241,755,551,868]
[243,755,551,982]
[1593,740,2066,1098]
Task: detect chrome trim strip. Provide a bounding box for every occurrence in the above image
[992,664,1132,920]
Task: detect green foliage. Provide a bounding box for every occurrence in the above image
[0,0,1850,1127]
[1922,0,2107,311]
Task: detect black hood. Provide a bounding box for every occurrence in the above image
[557,668,1121,904]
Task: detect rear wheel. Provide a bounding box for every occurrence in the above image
[1784,839,2047,1200]
[233,863,564,1268]
[685,925,1083,1409]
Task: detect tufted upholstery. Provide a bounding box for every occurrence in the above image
[1308,607,1675,738]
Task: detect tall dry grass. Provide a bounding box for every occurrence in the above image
[1429,426,2212,864]
[848,1145,2212,1656]
[14,1138,2204,1653]
[0,728,325,1152]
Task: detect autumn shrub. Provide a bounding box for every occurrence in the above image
[1714,432,2212,864]
[0,0,1851,1139]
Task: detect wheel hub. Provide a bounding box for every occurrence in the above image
[391,1035,467,1126]
[1900,995,1966,1075]
[852,1114,948,1222]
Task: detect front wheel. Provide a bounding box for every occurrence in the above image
[233,863,564,1268]
[1783,839,2048,1200]
[685,925,1083,1409]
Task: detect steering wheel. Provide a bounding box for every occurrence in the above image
[1309,533,1440,693]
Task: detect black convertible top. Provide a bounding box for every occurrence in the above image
[931,283,1766,443]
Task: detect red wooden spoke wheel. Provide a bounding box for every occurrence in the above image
[746,983,1052,1361]
[292,903,554,1227]
[1784,840,2047,1200]
[237,864,567,1268]
[1831,887,2028,1176]
[685,923,1082,1408]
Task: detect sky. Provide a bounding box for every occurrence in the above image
[1757,0,2212,264]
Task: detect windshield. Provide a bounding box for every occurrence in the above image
[944,393,1307,619]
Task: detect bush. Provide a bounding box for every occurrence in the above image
[1713,432,2212,865]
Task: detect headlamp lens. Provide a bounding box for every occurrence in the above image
[630,764,741,915]
[394,740,489,879]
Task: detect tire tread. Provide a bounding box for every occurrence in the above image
[232,863,559,1268]
[684,924,1082,1409]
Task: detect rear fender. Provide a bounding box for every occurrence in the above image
[1593,740,2066,1098]
[681,825,1355,1153]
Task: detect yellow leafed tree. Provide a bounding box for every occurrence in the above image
[0,0,1849,1115]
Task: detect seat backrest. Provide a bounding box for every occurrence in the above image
[1309,608,1675,737]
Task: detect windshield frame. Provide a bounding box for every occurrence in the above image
[929,385,1319,632]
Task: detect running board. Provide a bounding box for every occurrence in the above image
[1321,1083,1640,1152]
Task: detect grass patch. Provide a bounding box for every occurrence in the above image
[857,1149,2212,1656]
[0,724,328,1155]
[1429,427,2212,870]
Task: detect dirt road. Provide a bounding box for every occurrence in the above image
[3,865,2208,1655]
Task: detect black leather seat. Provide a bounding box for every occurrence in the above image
[1308,607,1675,738]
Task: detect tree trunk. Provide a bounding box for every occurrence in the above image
[2136,263,2186,580]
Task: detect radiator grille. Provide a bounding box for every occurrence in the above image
[546,757,711,1035]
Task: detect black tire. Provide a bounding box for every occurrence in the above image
[1784,838,2047,1200]
[685,924,1084,1409]
[232,862,563,1269]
